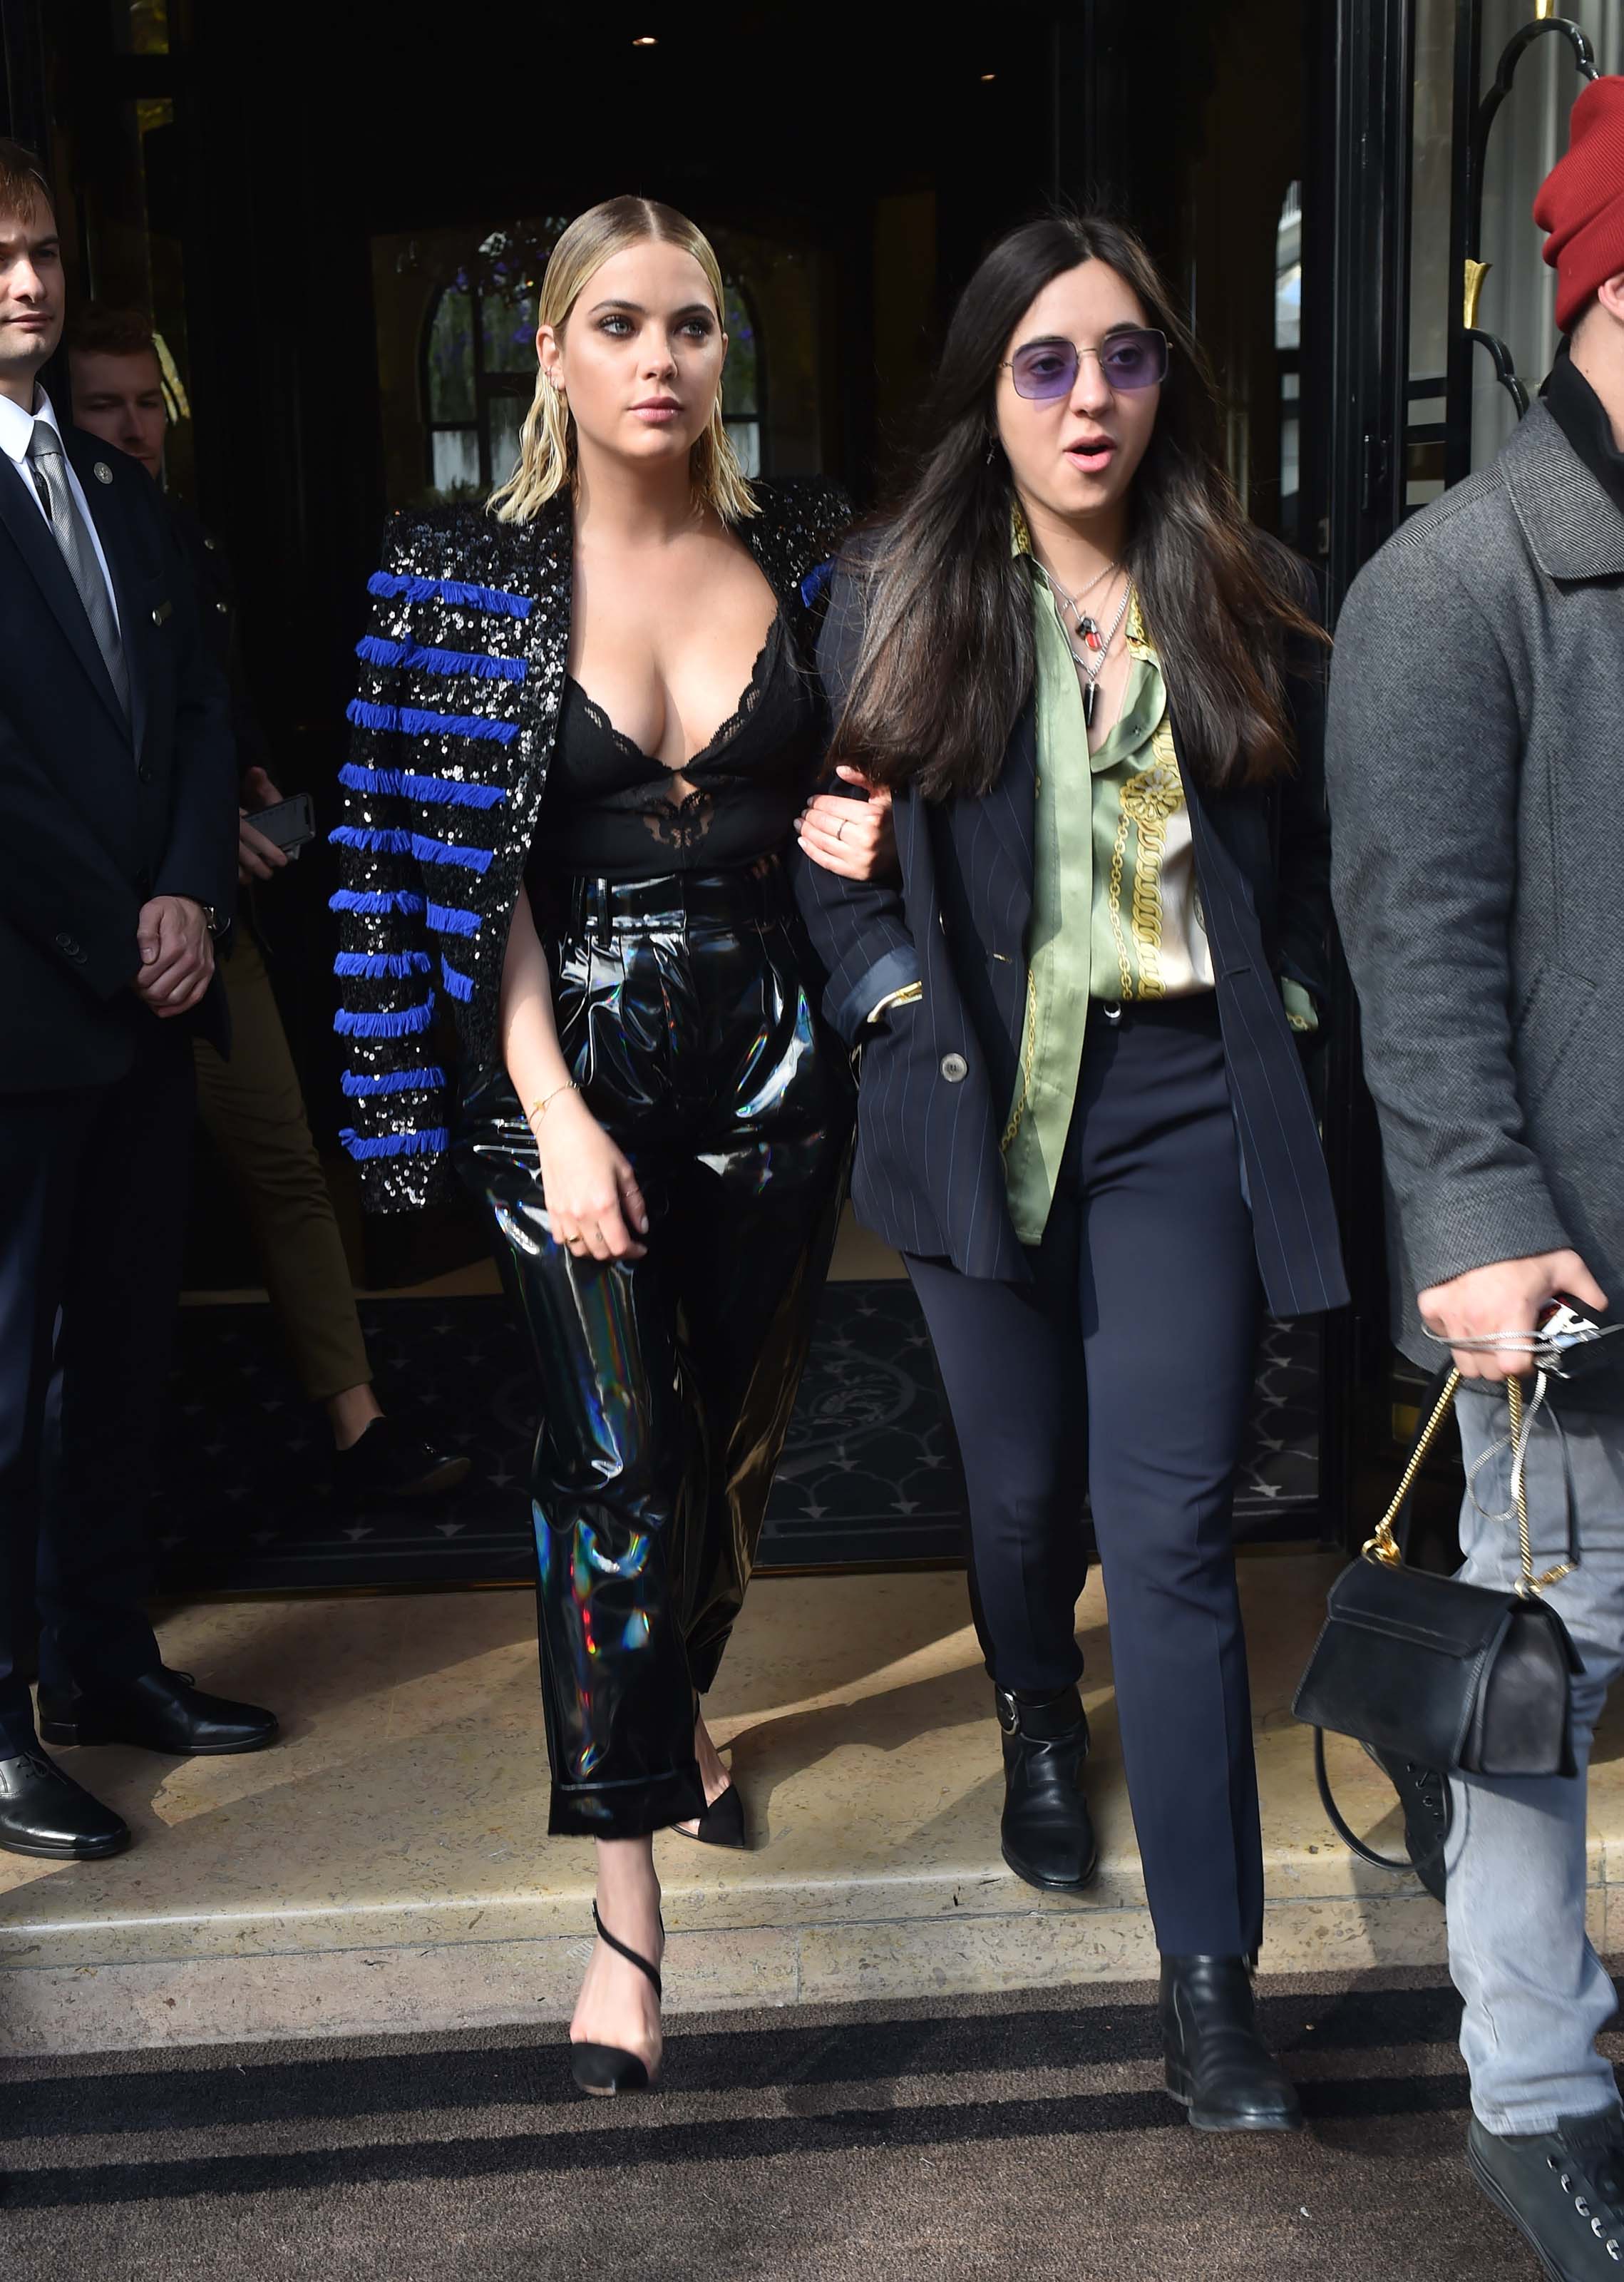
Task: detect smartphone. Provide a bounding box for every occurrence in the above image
[1536,1294,1620,1381]
[245,792,316,855]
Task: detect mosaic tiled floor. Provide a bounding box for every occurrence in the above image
[153,1286,1327,1592]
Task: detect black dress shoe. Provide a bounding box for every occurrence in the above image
[37,1669,279,1757]
[1469,2109,1624,2279]
[335,1416,472,1504]
[0,1749,130,1859]
[996,1685,1099,1892]
[1161,1955,1302,2131]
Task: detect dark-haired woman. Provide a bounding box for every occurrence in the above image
[796,215,1347,2129]
[333,197,888,2096]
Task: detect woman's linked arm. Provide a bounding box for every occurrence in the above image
[791,563,920,1046]
[797,767,895,884]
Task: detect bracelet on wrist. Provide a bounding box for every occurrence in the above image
[527,1080,580,1124]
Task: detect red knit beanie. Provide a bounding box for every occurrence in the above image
[1533,74,1624,334]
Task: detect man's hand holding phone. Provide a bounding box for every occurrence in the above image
[239,767,289,883]
[1418,1249,1610,1381]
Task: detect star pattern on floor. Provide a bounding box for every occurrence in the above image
[153,1291,1325,1590]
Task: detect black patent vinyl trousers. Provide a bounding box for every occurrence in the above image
[456,865,853,1840]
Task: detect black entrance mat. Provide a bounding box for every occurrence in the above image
[0,1971,1566,2281]
[154,1284,1324,1593]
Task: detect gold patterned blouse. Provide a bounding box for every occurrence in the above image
[1001,561,1203,1239]
[1086,593,1215,1003]
[1001,547,1316,1242]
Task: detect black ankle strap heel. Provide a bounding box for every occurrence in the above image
[570,1905,664,2097]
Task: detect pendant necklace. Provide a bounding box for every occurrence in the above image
[1032,558,1129,727]
[1034,556,1117,636]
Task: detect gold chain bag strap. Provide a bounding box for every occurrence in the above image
[1364,1371,1574,1593]
[1293,1369,1583,1862]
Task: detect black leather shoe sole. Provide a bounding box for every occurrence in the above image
[999,1836,1100,1893]
[339,1452,473,1505]
[0,1821,130,1861]
[37,1715,280,1756]
[1164,2057,1303,2132]
[379,1453,473,1501]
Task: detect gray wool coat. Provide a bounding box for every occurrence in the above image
[1326,402,1623,1397]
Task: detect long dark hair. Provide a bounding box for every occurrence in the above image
[834,213,1325,799]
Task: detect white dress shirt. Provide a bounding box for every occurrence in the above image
[0,383,123,635]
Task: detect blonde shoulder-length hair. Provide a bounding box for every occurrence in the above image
[489,196,758,526]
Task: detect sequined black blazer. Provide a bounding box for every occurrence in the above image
[331,479,850,1212]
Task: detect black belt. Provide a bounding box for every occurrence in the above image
[1092,991,1222,1028]
[562,857,791,944]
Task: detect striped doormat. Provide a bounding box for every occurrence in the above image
[0,1969,1590,2278]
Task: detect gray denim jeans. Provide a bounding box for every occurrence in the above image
[1446,1381,1624,2134]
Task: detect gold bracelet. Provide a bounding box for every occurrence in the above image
[527,1080,580,1122]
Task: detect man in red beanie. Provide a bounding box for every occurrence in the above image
[1327,76,1624,2282]
[1535,71,1624,339]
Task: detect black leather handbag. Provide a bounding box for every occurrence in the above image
[1295,1371,1581,1831]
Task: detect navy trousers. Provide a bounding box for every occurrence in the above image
[906,996,1265,1957]
[0,1022,192,1754]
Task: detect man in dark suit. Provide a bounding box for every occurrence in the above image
[0,139,276,1863]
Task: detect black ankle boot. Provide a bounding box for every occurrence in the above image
[1160,1955,1302,2132]
[996,1685,1098,1893]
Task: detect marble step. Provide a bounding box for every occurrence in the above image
[2,1561,1617,2055]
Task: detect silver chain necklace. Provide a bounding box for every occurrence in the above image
[1037,556,1118,630]
[1034,561,1131,728]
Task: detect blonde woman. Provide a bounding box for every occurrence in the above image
[332,198,887,2092]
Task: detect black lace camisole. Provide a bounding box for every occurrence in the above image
[528,613,822,883]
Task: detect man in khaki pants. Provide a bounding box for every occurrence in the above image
[67,307,468,1504]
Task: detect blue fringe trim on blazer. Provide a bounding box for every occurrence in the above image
[329,825,493,875]
[355,635,528,683]
[333,949,432,979]
[439,958,474,1003]
[329,825,412,854]
[334,994,436,1038]
[329,887,427,918]
[339,1126,451,1160]
[366,570,533,619]
[425,901,481,937]
[339,762,507,809]
[345,697,520,746]
[341,1065,448,1097]
[412,832,493,874]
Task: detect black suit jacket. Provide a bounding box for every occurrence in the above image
[168,498,273,782]
[0,422,237,1091]
[794,562,1349,1320]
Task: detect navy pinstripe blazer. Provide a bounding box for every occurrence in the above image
[794,562,1349,1319]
